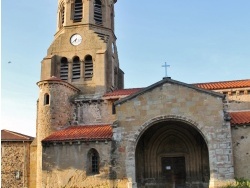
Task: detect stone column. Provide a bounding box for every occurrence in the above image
[68,60,73,82]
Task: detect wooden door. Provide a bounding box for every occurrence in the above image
[162,157,186,187]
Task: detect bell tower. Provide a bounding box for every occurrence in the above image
[35,1,123,187]
[41,0,123,94]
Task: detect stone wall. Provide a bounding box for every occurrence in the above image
[29,139,37,188]
[114,82,234,187]
[215,87,250,102]
[42,141,113,187]
[37,82,78,137]
[1,141,31,188]
[231,126,250,179]
[42,169,129,188]
[36,80,79,188]
[227,90,250,179]
[227,101,250,111]
[74,99,116,125]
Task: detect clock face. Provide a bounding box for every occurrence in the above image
[70,34,82,46]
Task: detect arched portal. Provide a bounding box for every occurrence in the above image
[135,120,210,188]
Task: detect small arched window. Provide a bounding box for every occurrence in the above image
[72,0,83,22]
[94,0,102,25]
[87,149,99,174]
[44,93,50,105]
[72,56,81,80]
[60,57,68,80]
[84,55,93,81]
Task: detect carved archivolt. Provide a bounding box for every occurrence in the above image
[135,115,206,145]
[134,115,210,185]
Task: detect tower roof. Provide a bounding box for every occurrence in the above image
[37,76,80,92]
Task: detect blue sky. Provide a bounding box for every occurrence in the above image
[1,0,250,136]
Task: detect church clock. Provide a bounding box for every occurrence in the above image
[70,34,82,46]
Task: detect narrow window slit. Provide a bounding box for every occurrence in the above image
[84,55,93,81]
[60,57,68,80]
[94,0,102,25]
[44,93,50,105]
[73,0,83,22]
[72,56,81,80]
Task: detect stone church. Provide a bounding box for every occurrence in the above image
[1,0,250,188]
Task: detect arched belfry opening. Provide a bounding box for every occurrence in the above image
[135,120,210,188]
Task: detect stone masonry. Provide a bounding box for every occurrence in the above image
[1,142,31,188]
[114,80,235,187]
[35,78,79,188]
[231,125,250,179]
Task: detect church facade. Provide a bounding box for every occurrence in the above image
[2,0,250,188]
[33,0,250,187]
[35,77,250,188]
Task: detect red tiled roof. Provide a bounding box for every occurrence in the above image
[1,129,34,141]
[103,88,142,97]
[43,124,112,142]
[103,79,250,98]
[230,111,250,126]
[193,79,250,90]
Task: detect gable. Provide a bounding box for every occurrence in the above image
[1,129,34,142]
[114,78,226,132]
[115,78,224,106]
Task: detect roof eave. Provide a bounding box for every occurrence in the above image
[1,139,34,142]
[231,123,250,127]
[102,95,127,100]
[42,138,112,143]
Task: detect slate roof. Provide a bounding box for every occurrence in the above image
[42,124,112,142]
[1,129,34,141]
[193,79,250,90]
[230,111,250,126]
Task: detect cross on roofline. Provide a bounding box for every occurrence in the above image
[162,62,170,77]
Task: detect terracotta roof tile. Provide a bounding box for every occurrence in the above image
[193,79,250,90]
[43,124,112,142]
[103,88,142,97]
[230,111,250,126]
[103,79,250,98]
[1,129,34,141]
